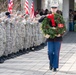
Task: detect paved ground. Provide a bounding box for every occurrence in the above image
[0,32,76,75]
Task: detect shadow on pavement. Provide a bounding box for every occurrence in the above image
[58,70,76,75]
[62,32,76,43]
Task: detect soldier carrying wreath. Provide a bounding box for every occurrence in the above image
[38,2,66,72]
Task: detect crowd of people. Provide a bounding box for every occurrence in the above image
[69,9,76,31]
[0,10,46,63]
[34,9,62,17]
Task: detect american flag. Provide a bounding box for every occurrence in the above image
[8,0,13,14]
[24,0,29,14]
[30,0,34,19]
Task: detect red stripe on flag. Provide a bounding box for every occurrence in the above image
[8,0,13,14]
[30,1,34,19]
[24,0,29,14]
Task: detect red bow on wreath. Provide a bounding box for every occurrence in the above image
[47,14,56,27]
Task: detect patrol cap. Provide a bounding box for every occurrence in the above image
[5,12,10,18]
[5,12,10,16]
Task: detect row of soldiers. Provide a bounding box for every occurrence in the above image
[0,11,46,63]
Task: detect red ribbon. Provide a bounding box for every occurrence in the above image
[47,14,56,27]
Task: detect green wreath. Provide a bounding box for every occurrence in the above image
[41,13,66,38]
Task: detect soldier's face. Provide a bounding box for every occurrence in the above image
[51,7,58,13]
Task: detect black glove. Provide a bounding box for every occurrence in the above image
[38,16,46,22]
